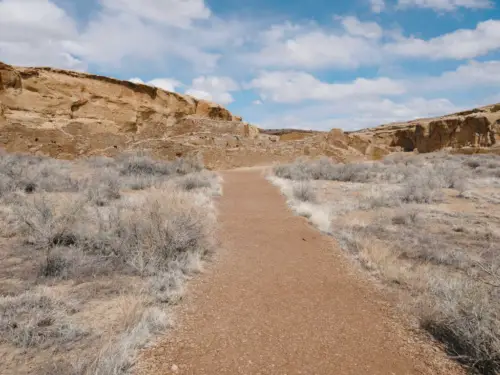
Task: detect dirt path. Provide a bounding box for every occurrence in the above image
[137,170,461,375]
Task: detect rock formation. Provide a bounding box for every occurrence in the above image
[1,62,365,168]
[1,61,499,168]
[350,105,500,154]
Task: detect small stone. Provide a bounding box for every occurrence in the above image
[171,364,179,372]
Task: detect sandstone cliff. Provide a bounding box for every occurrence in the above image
[350,105,500,154]
[1,62,366,168]
[1,62,499,168]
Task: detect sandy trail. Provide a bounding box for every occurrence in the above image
[137,170,461,375]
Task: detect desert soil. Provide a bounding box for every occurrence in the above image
[136,169,462,375]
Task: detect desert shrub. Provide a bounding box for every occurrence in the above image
[273,160,313,180]
[0,172,15,197]
[399,168,444,203]
[274,158,377,182]
[79,307,170,375]
[391,209,419,225]
[85,156,117,169]
[117,152,203,178]
[170,155,204,175]
[292,182,316,202]
[333,163,374,182]
[148,269,186,304]
[435,162,469,192]
[418,277,500,374]
[177,172,213,191]
[80,189,215,277]
[0,289,85,348]
[463,155,500,179]
[85,171,121,206]
[120,175,155,191]
[39,251,70,278]
[14,194,86,250]
[0,153,82,194]
[118,153,173,177]
[0,150,220,375]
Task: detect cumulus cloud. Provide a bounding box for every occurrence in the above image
[370,0,386,13]
[259,97,460,131]
[0,0,242,73]
[0,0,85,69]
[413,59,500,91]
[386,20,500,60]
[72,0,223,71]
[397,0,493,11]
[249,18,500,70]
[340,16,383,39]
[247,25,381,69]
[248,71,405,103]
[185,76,240,104]
[99,0,211,28]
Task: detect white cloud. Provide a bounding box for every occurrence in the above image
[99,0,211,28]
[417,60,500,90]
[370,0,386,13]
[74,12,166,66]
[0,0,245,73]
[0,0,77,41]
[397,0,493,11]
[129,77,145,84]
[129,77,182,92]
[248,71,405,103]
[185,76,240,104]
[246,20,382,69]
[340,16,383,39]
[0,0,85,69]
[386,20,500,60]
[148,78,182,92]
[260,97,460,131]
[72,3,223,71]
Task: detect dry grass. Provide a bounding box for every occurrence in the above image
[292,182,317,203]
[273,152,500,374]
[0,287,84,348]
[0,151,219,375]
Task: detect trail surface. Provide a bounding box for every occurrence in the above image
[138,170,461,375]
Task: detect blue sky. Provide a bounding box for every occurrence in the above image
[1,0,500,130]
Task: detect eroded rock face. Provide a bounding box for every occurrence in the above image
[0,62,361,168]
[352,106,500,153]
[0,62,254,166]
[1,61,498,168]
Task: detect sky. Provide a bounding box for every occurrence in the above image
[1,0,500,131]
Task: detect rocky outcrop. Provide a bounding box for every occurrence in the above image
[352,105,500,153]
[1,62,364,168]
[1,62,499,169]
[0,62,266,167]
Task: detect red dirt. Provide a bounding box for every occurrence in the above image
[136,170,463,375]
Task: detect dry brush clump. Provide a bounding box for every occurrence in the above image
[0,288,85,349]
[272,152,500,374]
[0,151,219,375]
[330,207,500,373]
